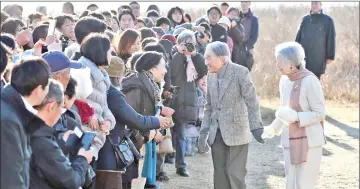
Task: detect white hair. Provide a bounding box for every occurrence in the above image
[177,30,196,44]
[275,42,306,68]
[70,67,93,100]
[206,41,231,58]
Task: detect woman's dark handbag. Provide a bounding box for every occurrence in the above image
[107,136,135,170]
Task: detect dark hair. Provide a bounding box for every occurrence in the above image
[184,13,192,22]
[28,12,43,24]
[80,10,90,18]
[32,24,49,44]
[55,14,74,29]
[74,16,107,44]
[146,10,159,18]
[147,5,160,14]
[129,1,139,6]
[135,51,163,72]
[63,2,74,13]
[226,7,240,16]
[167,6,185,26]
[143,42,167,61]
[1,18,24,36]
[0,33,16,50]
[0,42,10,74]
[11,57,51,96]
[137,18,146,26]
[110,10,117,16]
[88,11,105,21]
[112,15,119,26]
[1,11,10,25]
[118,5,132,14]
[128,52,143,70]
[118,9,135,22]
[139,28,156,42]
[221,2,229,7]
[87,4,98,10]
[141,37,157,50]
[81,33,111,67]
[105,29,115,42]
[101,11,112,17]
[117,29,140,56]
[65,77,77,99]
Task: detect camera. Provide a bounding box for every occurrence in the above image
[184,42,195,52]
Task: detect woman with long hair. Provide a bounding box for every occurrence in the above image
[115,29,141,74]
[167,6,185,29]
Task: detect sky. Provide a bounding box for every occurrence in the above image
[2,1,358,17]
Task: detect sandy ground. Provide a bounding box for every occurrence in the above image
[158,99,359,189]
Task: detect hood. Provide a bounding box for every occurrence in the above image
[121,72,155,102]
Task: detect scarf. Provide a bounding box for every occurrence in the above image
[74,100,95,124]
[287,68,314,164]
[185,55,198,82]
[143,71,162,106]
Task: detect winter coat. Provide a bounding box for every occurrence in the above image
[210,23,228,43]
[295,11,336,75]
[169,52,207,123]
[29,118,89,189]
[78,56,116,160]
[1,85,37,189]
[240,9,259,50]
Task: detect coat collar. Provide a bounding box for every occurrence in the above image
[79,56,110,85]
[217,61,235,101]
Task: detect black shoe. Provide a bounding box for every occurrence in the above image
[176,168,189,177]
[156,171,170,182]
[164,154,175,164]
[144,183,158,189]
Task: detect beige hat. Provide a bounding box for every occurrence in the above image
[105,56,125,78]
[218,16,231,29]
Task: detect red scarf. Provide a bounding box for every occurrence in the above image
[74,100,95,124]
[287,69,314,164]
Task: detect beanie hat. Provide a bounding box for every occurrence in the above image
[156,17,171,27]
[146,10,160,18]
[207,6,222,18]
[161,34,176,45]
[105,56,125,77]
[135,51,163,72]
[195,16,209,26]
[159,39,174,58]
[218,16,231,29]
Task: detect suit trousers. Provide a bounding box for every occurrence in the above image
[283,147,322,189]
[211,130,248,189]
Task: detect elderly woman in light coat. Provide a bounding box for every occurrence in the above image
[262,42,326,189]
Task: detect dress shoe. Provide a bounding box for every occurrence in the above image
[156,171,170,182]
[176,168,189,177]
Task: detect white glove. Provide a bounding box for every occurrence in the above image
[261,126,275,139]
[275,106,299,125]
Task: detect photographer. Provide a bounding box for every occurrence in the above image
[169,30,207,177]
[195,23,212,56]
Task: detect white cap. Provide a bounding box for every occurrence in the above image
[218,16,231,29]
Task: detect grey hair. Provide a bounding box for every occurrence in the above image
[206,41,231,58]
[275,42,306,69]
[176,29,196,44]
[38,79,64,108]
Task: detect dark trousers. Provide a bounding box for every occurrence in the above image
[211,130,249,189]
[315,73,322,80]
[122,182,131,189]
[172,121,187,169]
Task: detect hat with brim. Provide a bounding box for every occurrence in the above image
[41,51,83,73]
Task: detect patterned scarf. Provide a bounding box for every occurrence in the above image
[185,55,198,82]
[143,71,162,106]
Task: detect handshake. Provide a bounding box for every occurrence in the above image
[157,106,175,129]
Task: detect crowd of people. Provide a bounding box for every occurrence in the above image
[0,1,335,189]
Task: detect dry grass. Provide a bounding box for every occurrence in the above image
[183,5,359,103]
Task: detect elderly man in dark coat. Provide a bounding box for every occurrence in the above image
[295,1,336,79]
[198,41,264,189]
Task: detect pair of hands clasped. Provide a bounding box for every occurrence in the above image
[149,107,175,142]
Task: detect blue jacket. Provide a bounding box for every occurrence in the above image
[97,86,160,175]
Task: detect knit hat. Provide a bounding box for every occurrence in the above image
[156,17,171,27]
[161,34,176,45]
[173,27,186,37]
[105,56,125,77]
[152,27,166,37]
[159,39,174,57]
[146,10,159,18]
[218,16,231,29]
[207,6,222,18]
[195,16,209,26]
[135,51,163,72]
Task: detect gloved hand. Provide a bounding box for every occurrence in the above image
[251,128,265,144]
[276,106,299,124]
[198,135,210,153]
[261,126,275,139]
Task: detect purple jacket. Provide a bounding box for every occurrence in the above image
[240,9,259,50]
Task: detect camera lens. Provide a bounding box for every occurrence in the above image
[186,43,195,52]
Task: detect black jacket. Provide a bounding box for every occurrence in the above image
[169,52,207,123]
[1,85,37,189]
[296,11,336,75]
[97,86,160,182]
[28,117,89,189]
[210,23,228,43]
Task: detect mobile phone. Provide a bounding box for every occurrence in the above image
[47,19,56,37]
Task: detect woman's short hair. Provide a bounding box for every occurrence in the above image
[206,41,230,58]
[141,37,158,50]
[116,29,140,56]
[11,56,51,96]
[275,42,306,68]
[81,33,111,67]
[55,14,74,29]
[177,30,196,44]
[32,24,49,44]
[1,18,24,36]
[74,16,107,44]
[139,28,156,42]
